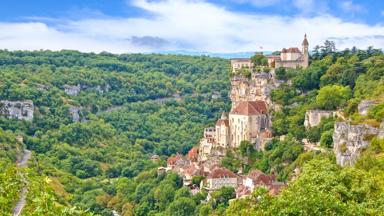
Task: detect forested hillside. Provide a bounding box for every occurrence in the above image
[1,46,384,215]
[0,50,230,215]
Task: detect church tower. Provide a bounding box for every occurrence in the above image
[215,112,229,148]
[302,34,309,68]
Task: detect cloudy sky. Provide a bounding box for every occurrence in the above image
[0,0,383,53]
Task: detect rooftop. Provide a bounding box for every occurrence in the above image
[231,101,268,115]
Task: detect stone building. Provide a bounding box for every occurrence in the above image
[230,35,309,71]
[204,167,238,191]
[304,110,336,128]
[215,112,230,148]
[229,101,269,148]
[270,34,309,69]
[230,58,252,73]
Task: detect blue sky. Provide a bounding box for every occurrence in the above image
[0,0,383,53]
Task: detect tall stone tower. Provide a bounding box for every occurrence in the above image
[302,34,309,68]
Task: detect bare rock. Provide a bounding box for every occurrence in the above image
[0,100,34,121]
[333,122,379,167]
[64,84,81,96]
[358,100,378,116]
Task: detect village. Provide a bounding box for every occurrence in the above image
[157,35,310,200]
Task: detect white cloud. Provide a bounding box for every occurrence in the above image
[231,0,282,7]
[0,0,383,53]
[339,0,365,13]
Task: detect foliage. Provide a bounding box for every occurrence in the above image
[316,84,352,110]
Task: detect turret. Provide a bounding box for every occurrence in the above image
[302,34,309,68]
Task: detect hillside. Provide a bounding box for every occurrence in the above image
[0,46,383,215]
[0,50,231,215]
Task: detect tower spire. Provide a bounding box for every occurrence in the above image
[302,33,309,46]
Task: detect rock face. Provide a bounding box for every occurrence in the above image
[333,122,379,167]
[64,84,81,96]
[230,72,276,109]
[379,122,384,139]
[64,84,110,96]
[304,110,335,128]
[68,106,81,122]
[358,100,378,116]
[0,100,34,121]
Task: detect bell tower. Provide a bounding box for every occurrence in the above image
[302,34,309,68]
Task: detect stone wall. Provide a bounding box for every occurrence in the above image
[304,110,335,128]
[333,122,379,167]
[0,100,34,121]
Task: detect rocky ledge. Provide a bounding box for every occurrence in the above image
[333,122,380,167]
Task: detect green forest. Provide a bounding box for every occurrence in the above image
[1,44,384,215]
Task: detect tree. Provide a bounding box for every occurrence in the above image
[250,53,268,67]
[166,197,196,216]
[210,187,235,208]
[320,130,333,148]
[316,85,351,110]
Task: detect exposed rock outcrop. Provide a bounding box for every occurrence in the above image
[358,100,378,116]
[333,122,379,167]
[64,84,110,96]
[68,106,81,122]
[379,122,384,139]
[304,110,336,128]
[230,72,276,109]
[64,84,81,96]
[0,100,34,121]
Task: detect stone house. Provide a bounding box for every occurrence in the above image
[204,167,238,191]
[304,109,336,128]
[230,58,253,73]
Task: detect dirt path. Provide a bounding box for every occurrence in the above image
[12,150,31,216]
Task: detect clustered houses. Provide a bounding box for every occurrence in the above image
[230,34,309,71]
[158,36,311,199]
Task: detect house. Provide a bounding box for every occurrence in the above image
[204,167,238,191]
[230,58,253,73]
[243,170,275,191]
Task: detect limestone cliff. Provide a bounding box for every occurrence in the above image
[230,72,277,110]
[0,100,34,121]
[333,122,379,167]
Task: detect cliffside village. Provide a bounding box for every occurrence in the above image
[158,35,311,199]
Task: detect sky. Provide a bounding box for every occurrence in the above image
[0,0,383,53]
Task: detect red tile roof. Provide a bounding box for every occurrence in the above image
[267,55,280,60]
[282,47,301,53]
[268,182,286,196]
[208,167,237,179]
[230,101,268,115]
[216,119,229,127]
[247,169,275,185]
[188,147,199,159]
[167,155,181,166]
